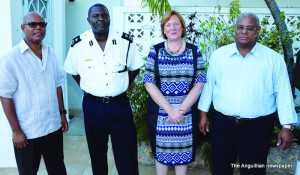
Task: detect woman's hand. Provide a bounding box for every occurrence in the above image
[167,107,185,123]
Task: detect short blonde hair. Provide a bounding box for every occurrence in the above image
[161,10,186,39]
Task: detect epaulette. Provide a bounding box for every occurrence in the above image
[71,35,82,47]
[121,32,133,43]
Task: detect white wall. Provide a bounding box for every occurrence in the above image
[65,0,123,110]
[10,0,23,46]
[53,1,69,118]
[125,0,300,8]
[0,0,17,168]
[169,0,300,8]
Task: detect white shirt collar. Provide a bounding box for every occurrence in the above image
[227,42,260,58]
[19,39,49,54]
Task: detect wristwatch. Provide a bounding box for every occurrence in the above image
[60,109,67,115]
[282,124,294,130]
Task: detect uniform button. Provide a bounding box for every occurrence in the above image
[103,54,105,56]
[106,83,108,86]
[105,73,107,75]
[104,62,106,64]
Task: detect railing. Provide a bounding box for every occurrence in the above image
[113,6,300,59]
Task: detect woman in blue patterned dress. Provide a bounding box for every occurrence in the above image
[143,10,206,175]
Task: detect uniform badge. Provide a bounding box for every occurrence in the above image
[71,35,82,47]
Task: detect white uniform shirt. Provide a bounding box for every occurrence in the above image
[64,29,144,97]
[0,39,64,139]
[198,43,298,125]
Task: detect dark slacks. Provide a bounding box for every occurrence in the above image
[212,110,274,175]
[14,128,67,175]
[82,94,139,175]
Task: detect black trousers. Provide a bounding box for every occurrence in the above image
[82,94,139,175]
[212,110,274,175]
[14,128,67,175]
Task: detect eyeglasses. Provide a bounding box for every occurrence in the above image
[23,22,47,28]
[236,26,257,32]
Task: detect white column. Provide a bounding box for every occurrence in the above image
[296,160,300,175]
[0,0,17,168]
[52,0,69,119]
[124,0,142,6]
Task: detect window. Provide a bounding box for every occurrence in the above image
[27,0,48,19]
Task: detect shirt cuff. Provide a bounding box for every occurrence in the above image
[197,101,210,112]
[0,92,13,98]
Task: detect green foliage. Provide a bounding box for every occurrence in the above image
[200,142,212,171]
[186,0,241,63]
[259,12,300,54]
[186,0,300,62]
[127,58,149,142]
[141,0,171,17]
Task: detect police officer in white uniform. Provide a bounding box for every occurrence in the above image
[64,4,143,175]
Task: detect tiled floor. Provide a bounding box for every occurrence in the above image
[0,112,289,175]
[0,112,205,175]
[0,135,207,175]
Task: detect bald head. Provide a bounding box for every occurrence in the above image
[21,12,46,45]
[23,12,44,24]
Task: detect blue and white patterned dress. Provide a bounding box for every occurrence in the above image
[144,42,206,165]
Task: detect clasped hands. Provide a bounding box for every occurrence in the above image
[167,107,186,124]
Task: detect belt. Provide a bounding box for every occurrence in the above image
[216,110,273,124]
[84,92,127,103]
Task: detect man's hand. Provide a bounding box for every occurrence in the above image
[61,114,69,133]
[13,130,28,148]
[0,97,28,148]
[277,128,292,150]
[72,75,81,87]
[128,69,140,87]
[199,111,209,136]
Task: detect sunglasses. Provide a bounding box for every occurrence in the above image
[23,22,47,28]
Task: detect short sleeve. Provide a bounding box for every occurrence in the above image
[0,56,18,98]
[127,40,144,71]
[64,46,79,75]
[143,47,156,84]
[195,47,206,83]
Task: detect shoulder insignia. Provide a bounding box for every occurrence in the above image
[71,35,82,47]
[121,32,133,43]
[89,40,93,46]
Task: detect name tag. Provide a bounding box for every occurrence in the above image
[85,59,93,61]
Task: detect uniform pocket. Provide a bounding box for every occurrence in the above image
[79,59,99,70]
[112,64,127,77]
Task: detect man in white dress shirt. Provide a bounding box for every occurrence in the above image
[198,12,298,175]
[64,4,143,175]
[0,12,68,175]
